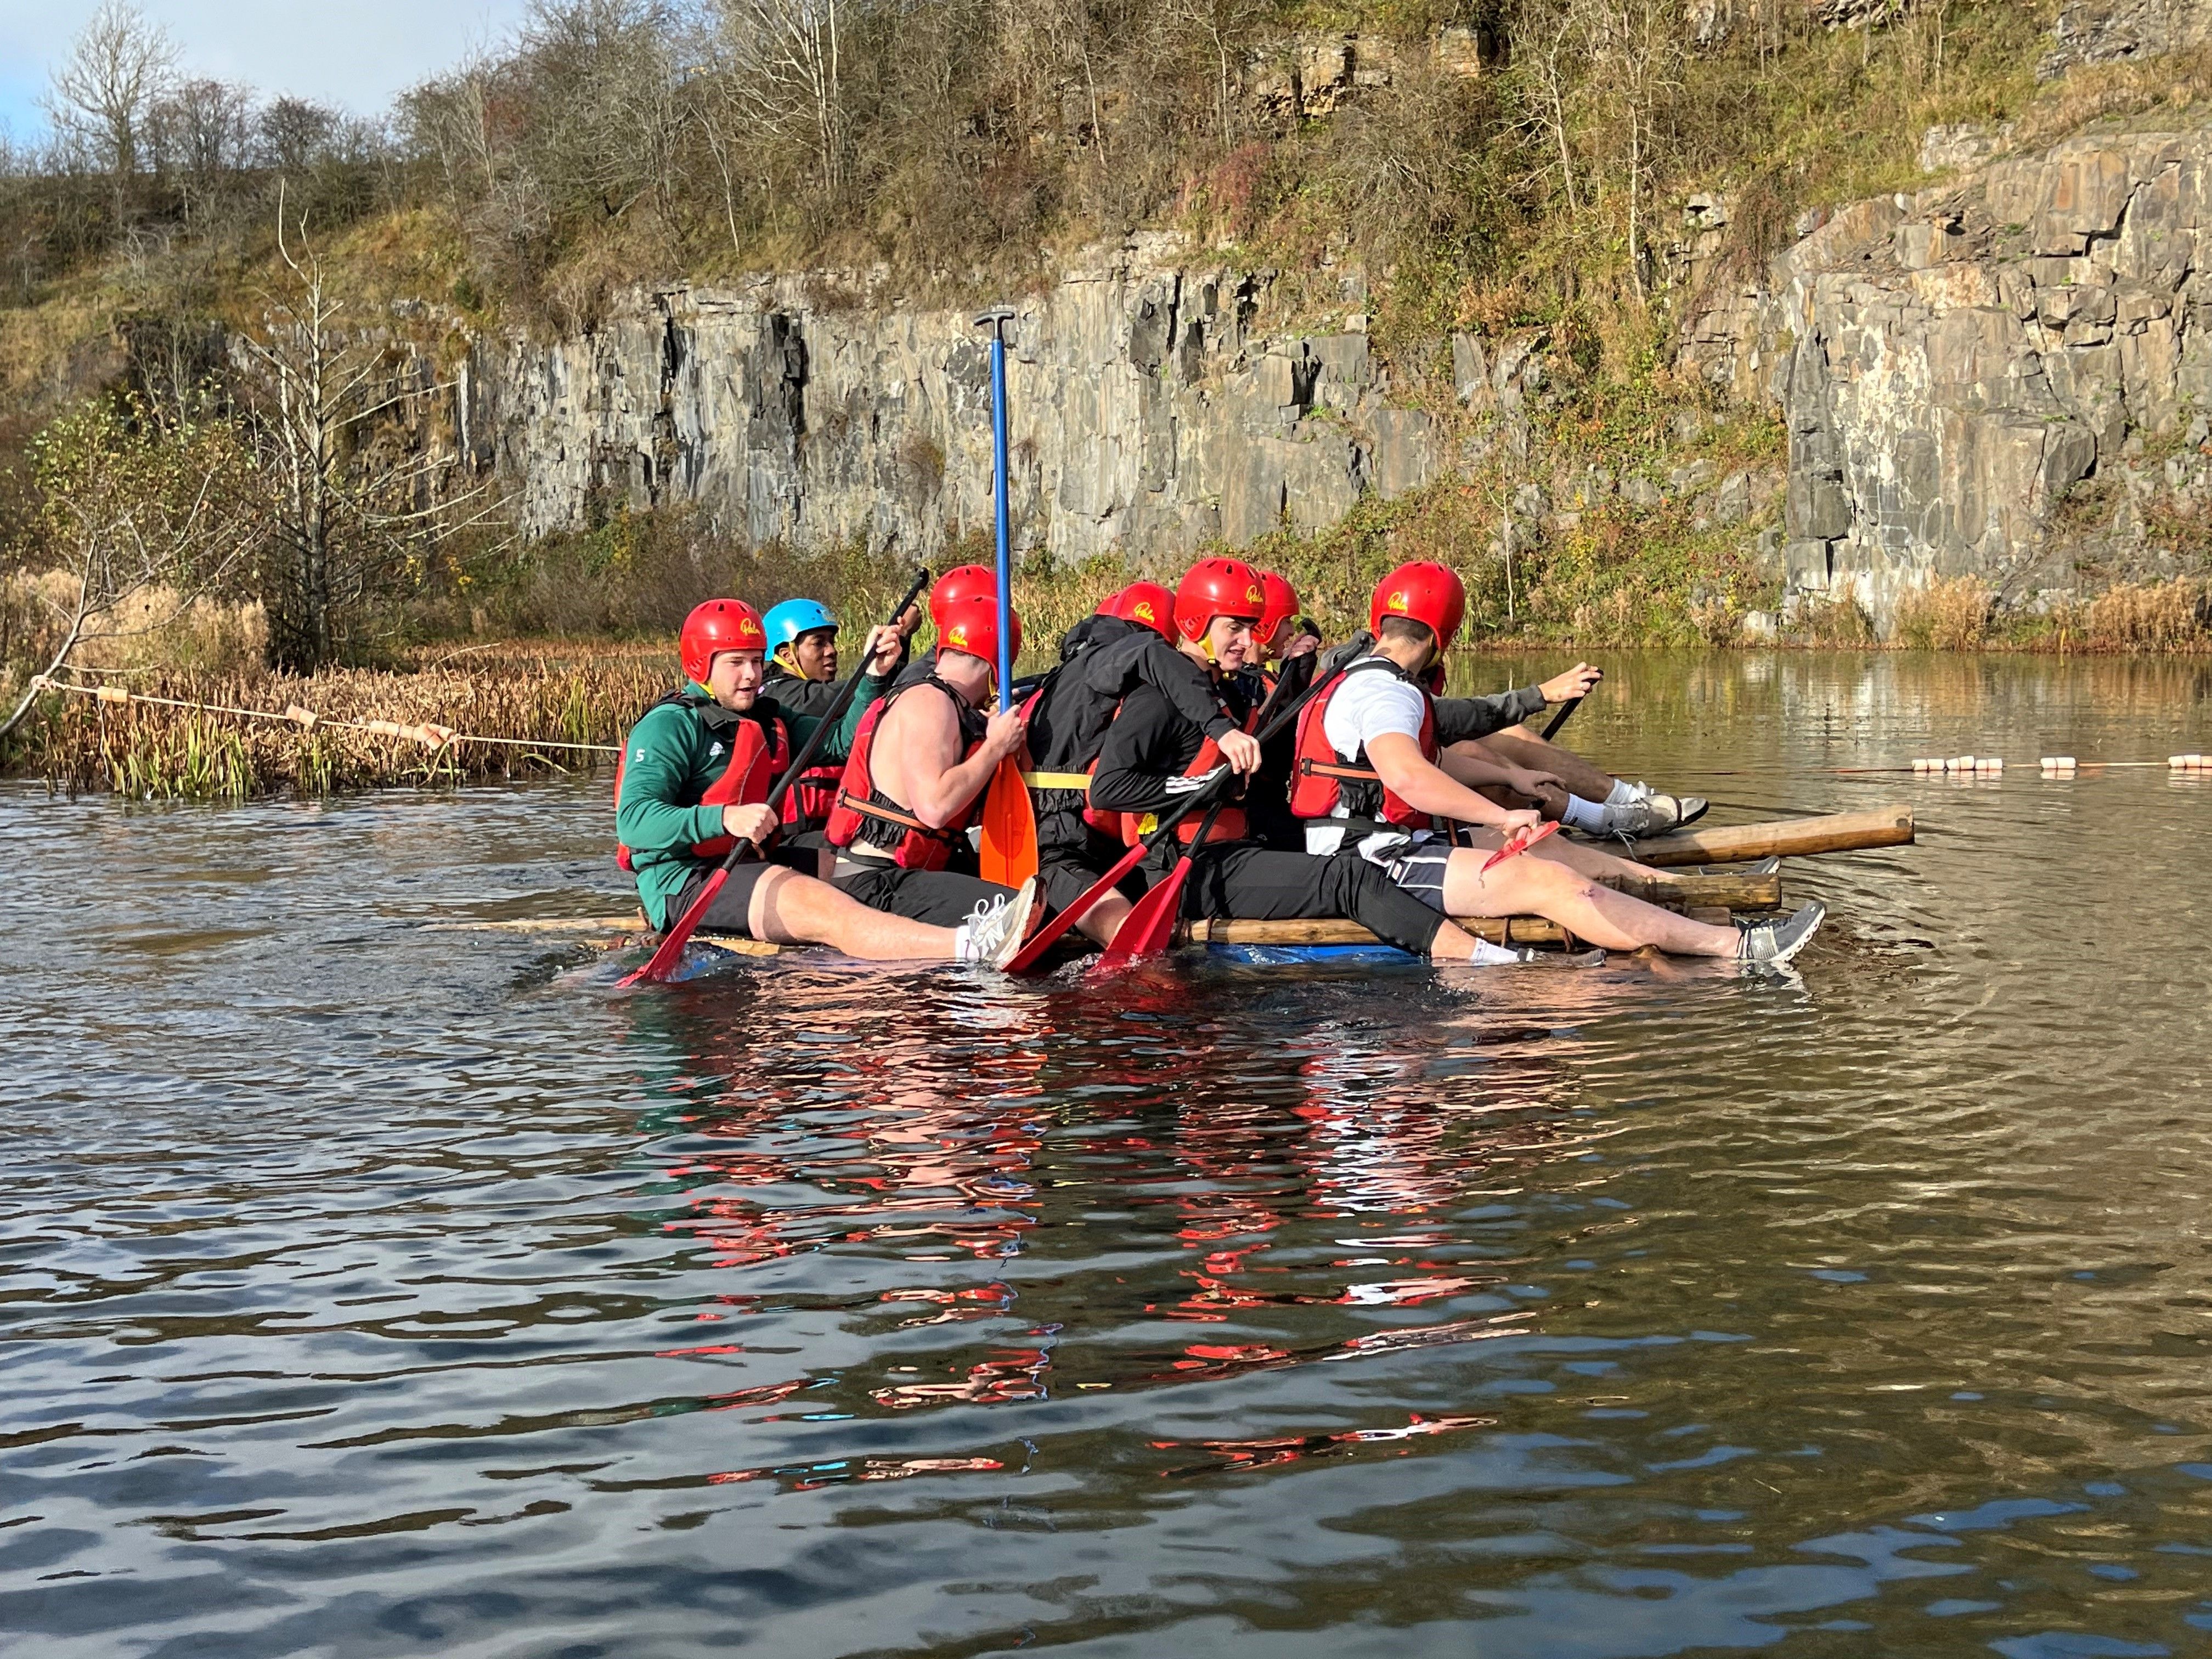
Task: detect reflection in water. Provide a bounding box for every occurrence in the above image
[1,650,2209,1657]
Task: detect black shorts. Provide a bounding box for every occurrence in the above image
[1036,843,1147,915]
[833,859,1013,927]
[664,844,819,939]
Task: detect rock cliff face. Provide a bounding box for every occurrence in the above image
[464,239,1438,567]
[1683,126,2212,626]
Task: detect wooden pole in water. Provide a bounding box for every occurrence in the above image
[1630,805,1914,868]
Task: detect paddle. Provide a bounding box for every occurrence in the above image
[974,306,1037,887]
[619,567,932,987]
[1540,695,1581,741]
[1002,660,1329,975]
[1090,656,1316,970]
[1093,795,1230,969]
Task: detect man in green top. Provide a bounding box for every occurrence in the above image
[614,597,1035,966]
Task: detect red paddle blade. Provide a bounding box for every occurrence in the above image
[618,866,729,986]
[1094,857,1189,969]
[977,754,1037,887]
[1481,819,1558,873]
[1002,841,1149,975]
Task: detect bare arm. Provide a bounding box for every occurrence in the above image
[883,686,1025,829]
[1366,731,1539,833]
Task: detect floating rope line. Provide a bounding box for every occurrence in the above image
[28,674,623,755]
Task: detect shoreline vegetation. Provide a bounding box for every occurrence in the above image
[8,530,2206,803]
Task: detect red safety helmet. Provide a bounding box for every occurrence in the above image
[679,598,768,686]
[936,594,1022,670]
[1101,580,1176,638]
[1369,561,1467,652]
[930,564,997,631]
[1173,556,1267,644]
[1257,571,1300,645]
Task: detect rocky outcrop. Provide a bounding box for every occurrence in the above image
[1681,127,2212,626]
[459,237,1438,565]
[2041,0,2212,80]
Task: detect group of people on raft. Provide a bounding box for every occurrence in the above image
[613,556,1826,972]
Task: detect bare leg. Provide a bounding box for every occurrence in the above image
[1474,729,1622,803]
[1074,893,1134,946]
[1439,848,1737,956]
[1456,824,1680,885]
[1425,919,1485,962]
[747,867,960,960]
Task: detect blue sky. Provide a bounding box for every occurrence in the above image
[2,1,536,147]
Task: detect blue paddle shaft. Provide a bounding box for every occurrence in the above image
[988,328,1013,713]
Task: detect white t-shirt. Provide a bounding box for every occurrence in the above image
[1305,657,1439,863]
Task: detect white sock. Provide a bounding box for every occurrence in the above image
[952,922,978,961]
[1563,795,1610,832]
[1605,778,1640,806]
[1471,938,1520,965]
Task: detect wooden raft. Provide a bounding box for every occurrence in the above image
[444,804,1920,957]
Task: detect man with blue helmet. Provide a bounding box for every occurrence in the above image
[761,594,922,851]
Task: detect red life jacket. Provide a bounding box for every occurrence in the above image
[823,676,988,872]
[1084,682,1257,848]
[614,692,790,872]
[781,755,844,834]
[1288,657,1440,833]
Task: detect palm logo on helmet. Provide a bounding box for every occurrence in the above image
[935,594,1021,668]
[679,599,768,686]
[1173,556,1267,646]
[1368,560,1467,652]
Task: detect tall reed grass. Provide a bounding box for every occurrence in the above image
[12,657,670,802]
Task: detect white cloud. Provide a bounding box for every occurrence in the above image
[1,0,536,141]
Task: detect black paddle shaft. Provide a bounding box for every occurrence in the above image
[1541,695,1581,742]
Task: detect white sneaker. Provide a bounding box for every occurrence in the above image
[958,879,1038,969]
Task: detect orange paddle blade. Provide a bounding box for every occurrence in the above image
[977,754,1037,887]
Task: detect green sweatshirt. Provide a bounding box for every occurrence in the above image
[617,673,887,928]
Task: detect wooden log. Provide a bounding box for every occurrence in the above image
[1605,868,1780,911]
[1181,916,1568,947]
[696,933,783,957]
[1630,804,1913,868]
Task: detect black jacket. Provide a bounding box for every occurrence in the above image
[1025,622,1241,850]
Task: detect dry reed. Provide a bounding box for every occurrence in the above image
[13,660,669,801]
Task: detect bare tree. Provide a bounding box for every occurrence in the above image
[42,1,178,226]
[1,395,254,741]
[709,0,850,194]
[257,97,339,177]
[236,195,498,669]
[150,78,254,230]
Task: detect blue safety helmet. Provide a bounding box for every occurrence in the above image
[763,598,838,654]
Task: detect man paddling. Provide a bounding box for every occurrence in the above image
[1084,557,1523,967]
[825,595,1033,926]
[1019,577,1268,944]
[616,599,1034,966]
[1293,562,1824,964]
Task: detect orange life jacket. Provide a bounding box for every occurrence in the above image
[824,676,988,872]
[614,692,791,872]
[1084,682,1257,848]
[1288,657,1440,833]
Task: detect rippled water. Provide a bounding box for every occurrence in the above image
[4,650,2210,1658]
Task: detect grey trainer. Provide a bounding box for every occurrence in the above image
[1737,901,1826,967]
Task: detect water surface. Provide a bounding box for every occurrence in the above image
[4,650,2210,1657]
